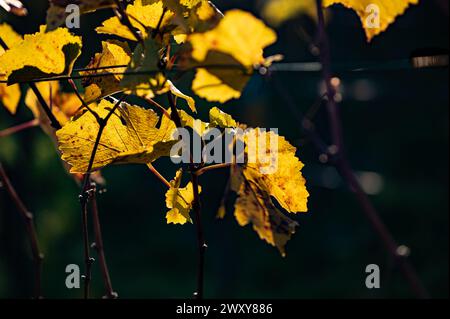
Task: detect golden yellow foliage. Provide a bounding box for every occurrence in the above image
[231,166,299,257]
[80,40,131,104]
[0,23,23,55]
[209,106,237,128]
[0,26,82,84]
[0,83,21,114]
[96,0,175,41]
[262,0,317,26]
[0,24,22,114]
[25,81,81,129]
[188,10,277,102]
[191,67,245,103]
[323,0,419,41]
[245,129,309,213]
[190,10,276,67]
[56,99,176,173]
[165,169,201,225]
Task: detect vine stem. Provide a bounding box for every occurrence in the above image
[90,186,118,299]
[79,95,126,299]
[167,92,206,299]
[0,119,39,138]
[315,0,429,298]
[0,162,44,299]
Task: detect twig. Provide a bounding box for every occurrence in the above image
[0,162,44,299]
[147,163,171,189]
[78,94,126,299]
[195,163,233,176]
[144,97,171,119]
[90,184,118,299]
[67,79,101,122]
[315,0,429,299]
[167,92,206,299]
[0,119,39,138]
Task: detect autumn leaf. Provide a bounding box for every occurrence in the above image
[96,0,175,41]
[244,129,309,213]
[46,0,116,31]
[0,24,22,114]
[262,0,317,27]
[25,81,81,130]
[224,127,308,255]
[231,165,299,257]
[209,106,237,128]
[80,40,131,104]
[165,169,201,225]
[0,83,21,114]
[0,23,23,55]
[119,37,166,96]
[57,99,176,173]
[0,26,82,84]
[187,10,277,102]
[323,0,420,41]
[141,0,221,36]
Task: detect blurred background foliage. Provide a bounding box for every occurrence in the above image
[0,0,448,298]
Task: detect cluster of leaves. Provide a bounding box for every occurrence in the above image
[0,0,418,255]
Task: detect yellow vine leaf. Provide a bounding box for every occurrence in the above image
[225,128,308,255]
[46,0,116,31]
[165,169,201,225]
[244,129,309,213]
[142,0,221,35]
[191,67,245,103]
[57,99,176,173]
[0,26,82,84]
[80,40,131,104]
[323,0,419,41]
[262,0,317,26]
[96,0,175,41]
[231,165,299,257]
[0,23,23,55]
[0,24,23,114]
[209,106,237,128]
[188,10,277,102]
[25,81,80,126]
[0,83,21,114]
[120,37,166,96]
[189,10,277,67]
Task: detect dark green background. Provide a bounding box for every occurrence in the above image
[0,0,448,298]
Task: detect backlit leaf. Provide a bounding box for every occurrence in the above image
[80,40,131,103]
[57,99,176,173]
[244,129,309,213]
[209,106,237,128]
[323,0,420,41]
[0,24,22,114]
[231,165,299,257]
[0,26,82,84]
[261,0,317,26]
[188,10,277,102]
[165,169,201,225]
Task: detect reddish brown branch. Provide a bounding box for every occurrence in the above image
[90,186,118,299]
[315,0,429,299]
[0,162,44,299]
[0,119,39,138]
